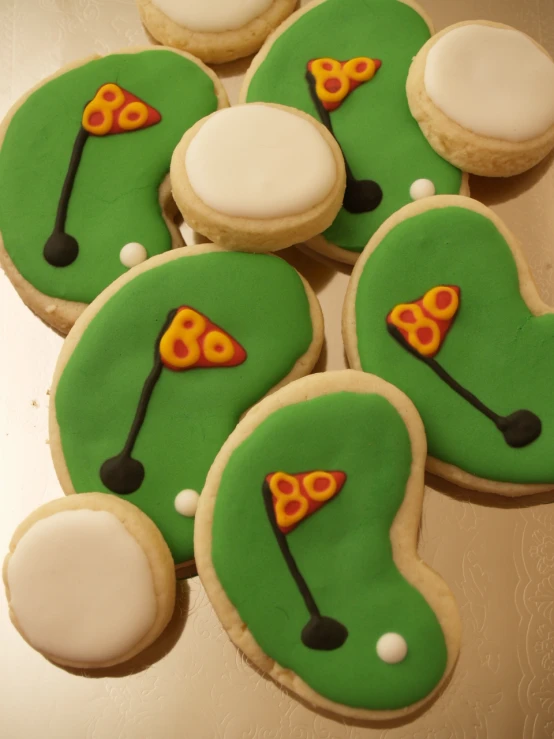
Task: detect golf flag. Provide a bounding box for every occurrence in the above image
[387,285,460,358]
[307,57,381,112]
[266,470,347,534]
[82,83,161,136]
[159,307,247,371]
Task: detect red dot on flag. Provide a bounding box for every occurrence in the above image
[324,77,342,93]
[89,111,104,126]
[417,326,434,344]
[128,112,139,121]
[313,476,330,492]
[400,310,416,323]
[322,62,333,71]
[103,91,116,102]
[174,339,189,358]
[285,500,301,515]
[278,479,294,495]
[356,62,368,73]
[183,320,194,329]
[436,291,452,309]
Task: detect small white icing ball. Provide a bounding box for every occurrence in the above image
[120,242,148,268]
[410,179,436,201]
[174,489,200,517]
[376,632,408,664]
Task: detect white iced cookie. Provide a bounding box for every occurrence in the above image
[3,494,176,669]
[407,21,554,177]
[170,104,346,252]
[136,0,297,64]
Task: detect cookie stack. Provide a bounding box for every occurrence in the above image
[2,0,554,723]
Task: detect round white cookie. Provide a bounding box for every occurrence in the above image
[171,104,346,252]
[136,0,298,64]
[407,21,554,177]
[3,494,176,669]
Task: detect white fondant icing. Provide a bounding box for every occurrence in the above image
[376,633,408,664]
[174,489,200,517]
[424,25,554,142]
[120,242,148,268]
[185,105,337,219]
[7,509,157,664]
[152,0,273,33]
[410,178,435,200]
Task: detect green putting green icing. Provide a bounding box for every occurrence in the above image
[54,251,315,564]
[245,0,462,254]
[0,50,219,303]
[211,392,448,710]
[355,206,554,484]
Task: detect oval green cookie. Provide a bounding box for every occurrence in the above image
[50,246,323,569]
[242,0,465,263]
[345,195,554,495]
[0,48,225,333]
[195,371,460,719]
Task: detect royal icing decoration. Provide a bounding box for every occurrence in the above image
[350,198,552,486]
[266,470,346,534]
[174,489,200,517]
[120,242,148,268]
[53,249,317,565]
[307,57,381,112]
[424,25,554,142]
[387,285,460,358]
[6,509,157,664]
[376,633,408,664]
[43,83,161,269]
[100,306,247,495]
[244,0,463,256]
[184,105,338,219]
[410,178,435,200]
[209,380,455,711]
[0,50,220,307]
[152,0,273,33]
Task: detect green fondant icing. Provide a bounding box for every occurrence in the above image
[0,51,219,303]
[245,0,462,254]
[211,392,447,710]
[55,252,314,564]
[355,206,554,484]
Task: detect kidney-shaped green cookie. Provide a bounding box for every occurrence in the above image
[243,0,464,261]
[0,49,223,329]
[51,247,321,568]
[197,372,459,717]
[345,195,554,493]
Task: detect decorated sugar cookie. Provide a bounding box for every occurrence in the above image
[0,48,227,334]
[241,0,467,264]
[195,371,460,719]
[136,0,297,64]
[3,494,175,669]
[171,104,346,252]
[50,245,323,574]
[344,195,554,495]
[407,22,554,177]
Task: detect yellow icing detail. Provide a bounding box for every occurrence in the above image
[119,101,148,131]
[422,286,459,321]
[408,317,441,356]
[303,471,337,502]
[389,303,424,331]
[310,58,342,76]
[343,57,376,82]
[82,102,113,135]
[315,72,349,103]
[159,308,206,369]
[203,330,234,364]
[96,83,125,110]
[270,473,308,529]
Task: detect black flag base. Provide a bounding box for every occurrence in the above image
[43,231,79,267]
[302,614,349,651]
[100,454,145,495]
[343,176,383,215]
[496,410,542,449]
